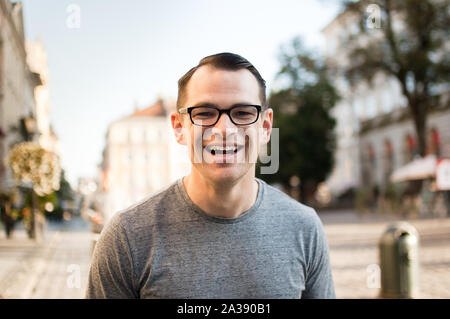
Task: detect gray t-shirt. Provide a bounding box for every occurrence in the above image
[85,177,335,299]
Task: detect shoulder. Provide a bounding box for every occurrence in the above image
[105,179,181,234]
[257,178,323,229]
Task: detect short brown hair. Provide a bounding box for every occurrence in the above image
[177,52,267,110]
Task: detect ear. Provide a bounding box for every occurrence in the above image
[170,112,187,145]
[260,108,273,144]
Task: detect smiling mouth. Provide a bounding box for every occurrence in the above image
[204,145,244,156]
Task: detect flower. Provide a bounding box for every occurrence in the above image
[6,142,61,196]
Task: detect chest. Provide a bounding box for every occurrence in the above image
[138,225,307,298]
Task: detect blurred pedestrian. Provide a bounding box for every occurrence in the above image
[0,193,15,238]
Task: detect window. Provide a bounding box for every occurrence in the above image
[426,128,440,156]
[387,90,394,112]
[383,139,394,183]
[362,143,376,187]
[403,134,416,164]
[367,96,376,118]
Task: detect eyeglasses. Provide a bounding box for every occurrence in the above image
[178,104,262,127]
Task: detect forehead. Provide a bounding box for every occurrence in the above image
[184,65,261,107]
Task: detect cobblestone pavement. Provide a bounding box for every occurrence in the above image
[1,211,449,299]
[319,210,450,299]
[0,217,92,299]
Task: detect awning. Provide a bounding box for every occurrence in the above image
[390,155,437,183]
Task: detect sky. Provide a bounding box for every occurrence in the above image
[20,0,341,187]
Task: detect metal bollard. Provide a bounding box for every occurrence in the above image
[378,222,420,298]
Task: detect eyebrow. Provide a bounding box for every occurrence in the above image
[191,102,257,108]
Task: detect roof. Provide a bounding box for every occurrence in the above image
[128,99,167,118]
[321,8,349,34]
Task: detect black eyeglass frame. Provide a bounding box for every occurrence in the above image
[178,104,262,127]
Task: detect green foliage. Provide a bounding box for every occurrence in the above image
[257,37,338,201]
[37,192,57,207]
[45,205,64,221]
[45,171,74,222]
[55,170,74,201]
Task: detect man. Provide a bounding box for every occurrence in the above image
[86,52,335,298]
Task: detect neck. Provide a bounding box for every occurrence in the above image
[183,169,259,219]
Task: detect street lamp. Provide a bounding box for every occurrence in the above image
[21,115,38,238]
[23,116,36,141]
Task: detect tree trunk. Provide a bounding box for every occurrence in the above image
[298,180,317,206]
[409,100,428,157]
[408,99,428,195]
[298,183,306,204]
[28,189,37,239]
[1,202,15,238]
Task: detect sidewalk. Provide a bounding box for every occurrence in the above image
[0,217,92,299]
[1,210,449,299]
[319,209,450,298]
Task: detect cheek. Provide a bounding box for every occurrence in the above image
[188,126,209,157]
[243,126,260,145]
[185,123,200,145]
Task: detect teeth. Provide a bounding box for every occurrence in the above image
[210,145,237,152]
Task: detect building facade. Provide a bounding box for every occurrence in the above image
[100,99,190,221]
[26,40,61,158]
[321,9,448,199]
[359,94,450,190]
[0,0,41,192]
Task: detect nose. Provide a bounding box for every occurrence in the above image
[214,111,236,131]
[209,112,237,143]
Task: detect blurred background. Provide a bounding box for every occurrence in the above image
[0,0,449,299]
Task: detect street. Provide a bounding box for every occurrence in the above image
[0,210,449,299]
[320,210,450,299]
[0,217,91,299]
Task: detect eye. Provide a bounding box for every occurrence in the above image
[194,111,215,117]
[233,109,256,118]
[235,111,252,116]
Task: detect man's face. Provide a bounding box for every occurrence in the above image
[171,65,273,185]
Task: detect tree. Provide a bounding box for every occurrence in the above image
[6,142,61,238]
[341,0,450,157]
[49,170,75,221]
[257,37,338,204]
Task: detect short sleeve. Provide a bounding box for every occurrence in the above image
[85,213,139,299]
[301,211,336,299]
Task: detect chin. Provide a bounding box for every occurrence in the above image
[203,163,252,185]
